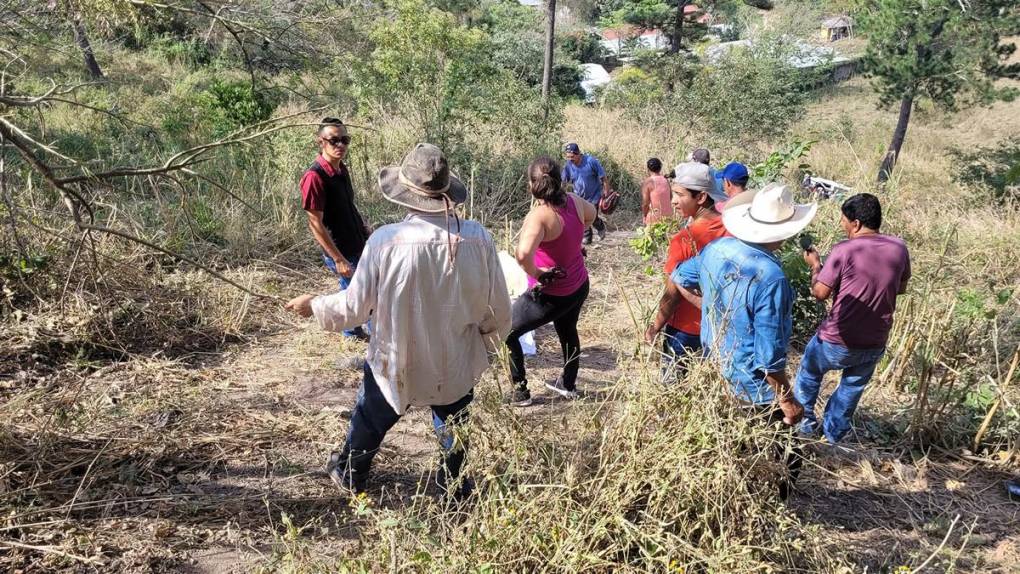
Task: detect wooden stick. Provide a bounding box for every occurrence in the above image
[0,539,101,565]
[910,513,960,573]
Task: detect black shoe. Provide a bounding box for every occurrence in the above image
[349,326,371,342]
[440,475,475,501]
[326,451,367,493]
[507,387,532,407]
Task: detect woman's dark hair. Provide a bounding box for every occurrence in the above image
[647,157,662,173]
[528,156,566,206]
[841,193,882,230]
[318,117,344,134]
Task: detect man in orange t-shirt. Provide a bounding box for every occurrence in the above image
[645,162,729,370]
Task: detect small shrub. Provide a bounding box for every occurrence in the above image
[951,138,1020,201]
[148,36,212,68]
[206,79,277,134]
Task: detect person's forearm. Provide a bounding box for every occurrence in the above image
[309,221,344,261]
[809,262,822,286]
[516,249,541,280]
[765,370,793,400]
[651,286,682,333]
[677,285,703,308]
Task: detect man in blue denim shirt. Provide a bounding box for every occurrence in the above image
[672,184,817,425]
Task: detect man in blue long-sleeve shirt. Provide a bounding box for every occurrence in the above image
[672,183,816,423]
[671,183,816,498]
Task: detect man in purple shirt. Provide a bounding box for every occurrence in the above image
[795,193,911,443]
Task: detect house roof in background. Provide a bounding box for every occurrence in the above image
[821,16,853,28]
[600,27,663,41]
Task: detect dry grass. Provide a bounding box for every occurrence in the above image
[2,74,1020,573]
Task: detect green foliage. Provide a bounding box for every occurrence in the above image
[951,138,1020,201]
[777,241,826,342]
[558,30,607,65]
[630,218,680,274]
[685,38,818,142]
[147,36,212,68]
[857,0,1020,111]
[750,138,814,185]
[358,0,550,144]
[600,65,666,108]
[205,79,277,134]
[0,254,49,279]
[606,37,814,144]
[480,1,584,98]
[601,0,673,31]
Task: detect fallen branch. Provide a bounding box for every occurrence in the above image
[911,513,961,573]
[0,539,102,565]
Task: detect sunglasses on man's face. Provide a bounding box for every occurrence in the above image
[323,135,351,147]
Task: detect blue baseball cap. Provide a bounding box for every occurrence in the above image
[721,162,749,186]
[563,142,581,154]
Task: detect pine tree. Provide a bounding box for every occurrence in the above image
[857,0,1019,183]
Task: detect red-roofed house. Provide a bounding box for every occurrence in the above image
[600,27,668,56]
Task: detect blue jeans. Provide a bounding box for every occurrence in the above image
[661,325,702,381]
[794,334,885,443]
[663,325,702,357]
[338,363,473,485]
[322,253,369,337]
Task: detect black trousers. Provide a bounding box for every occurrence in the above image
[582,213,606,243]
[505,280,590,391]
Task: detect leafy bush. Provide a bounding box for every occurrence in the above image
[206,79,277,134]
[750,138,814,185]
[147,36,212,68]
[604,36,817,144]
[558,30,607,64]
[951,138,1020,201]
[630,218,680,274]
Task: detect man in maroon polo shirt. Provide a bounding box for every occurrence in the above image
[300,117,372,340]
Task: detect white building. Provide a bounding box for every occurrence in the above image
[600,27,668,57]
[579,63,611,103]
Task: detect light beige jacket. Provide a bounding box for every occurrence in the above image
[311,214,512,414]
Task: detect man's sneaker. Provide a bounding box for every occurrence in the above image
[545,377,578,400]
[507,387,532,407]
[347,326,371,342]
[326,451,367,493]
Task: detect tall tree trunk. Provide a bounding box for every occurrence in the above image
[541,0,556,119]
[878,94,913,185]
[669,0,688,54]
[70,7,103,79]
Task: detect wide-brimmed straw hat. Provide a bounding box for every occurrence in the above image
[378,143,467,213]
[721,183,817,244]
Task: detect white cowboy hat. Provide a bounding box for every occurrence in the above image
[721,183,817,244]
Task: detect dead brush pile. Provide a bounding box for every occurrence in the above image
[295,361,847,572]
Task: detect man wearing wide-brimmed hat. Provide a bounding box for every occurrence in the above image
[285,143,512,496]
[671,183,815,497]
[671,183,814,424]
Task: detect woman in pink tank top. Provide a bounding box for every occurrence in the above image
[641,158,674,225]
[505,156,596,406]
